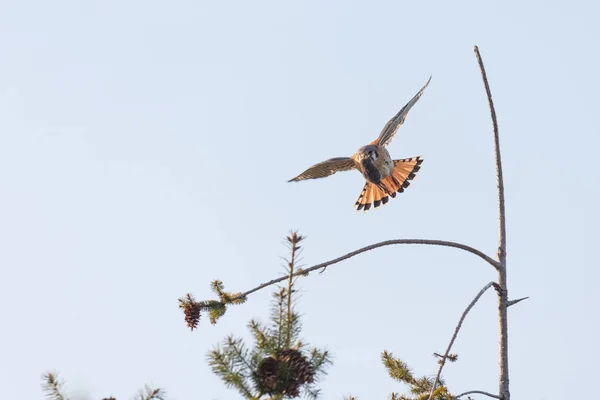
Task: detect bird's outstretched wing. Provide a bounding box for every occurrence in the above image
[288,157,356,182]
[373,76,431,148]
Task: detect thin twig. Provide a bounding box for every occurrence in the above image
[456,390,501,399]
[507,297,528,307]
[474,45,510,400]
[427,281,496,400]
[227,239,498,303]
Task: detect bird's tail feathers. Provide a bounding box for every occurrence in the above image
[354,156,423,211]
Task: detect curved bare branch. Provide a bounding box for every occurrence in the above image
[474,46,506,256]
[230,239,498,302]
[456,390,501,399]
[474,45,510,400]
[428,281,497,400]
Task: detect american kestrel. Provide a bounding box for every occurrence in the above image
[288,77,430,211]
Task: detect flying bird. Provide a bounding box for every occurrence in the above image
[288,76,431,211]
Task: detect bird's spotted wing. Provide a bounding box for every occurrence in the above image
[288,157,355,182]
[373,76,431,148]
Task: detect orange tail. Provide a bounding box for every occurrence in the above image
[354,156,423,211]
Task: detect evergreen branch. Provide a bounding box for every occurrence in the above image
[306,347,332,394]
[427,281,496,400]
[209,303,227,324]
[178,293,231,330]
[433,352,458,363]
[42,372,68,400]
[288,311,302,347]
[507,297,528,307]
[285,232,302,347]
[456,390,501,399]
[226,336,254,378]
[207,347,255,398]
[209,231,330,398]
[309,348,332,375]
[277,288,285,350]
[474,45,510,400]
[381,351,415,384]
[135,385,166,400]
[411,376,435,394]
[222,239,498,305]
[303,385,322,400]
[248,319,269,349]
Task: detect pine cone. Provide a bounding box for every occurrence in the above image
[279,349,315,385]
[278,349,315,398]
[257,356,280,392]
[255,349,315,398]
[284,381,300,398]
[183,302,201,330]
[178,294,202,330]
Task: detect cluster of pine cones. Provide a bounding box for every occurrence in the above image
[256,349,315,398]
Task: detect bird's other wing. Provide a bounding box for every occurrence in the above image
[288,157,356,182]
[372,76,431,147]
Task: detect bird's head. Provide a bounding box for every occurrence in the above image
[357,145,379,161]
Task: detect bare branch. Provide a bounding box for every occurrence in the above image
[428,281,497,400]
[507,297,528,307]
[456,390,501,399]
[474,46,505,257]
[474,45,510,400]
[227,239,498,303]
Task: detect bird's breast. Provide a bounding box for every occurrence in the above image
[378,149,393,177]
[361,158,382,184]
[366,148,392,178]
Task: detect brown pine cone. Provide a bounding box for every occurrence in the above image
[183,302,201,330]
[257,356,280,392]
[279,349,315,385]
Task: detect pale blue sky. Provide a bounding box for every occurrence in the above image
[0,1,598,399]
